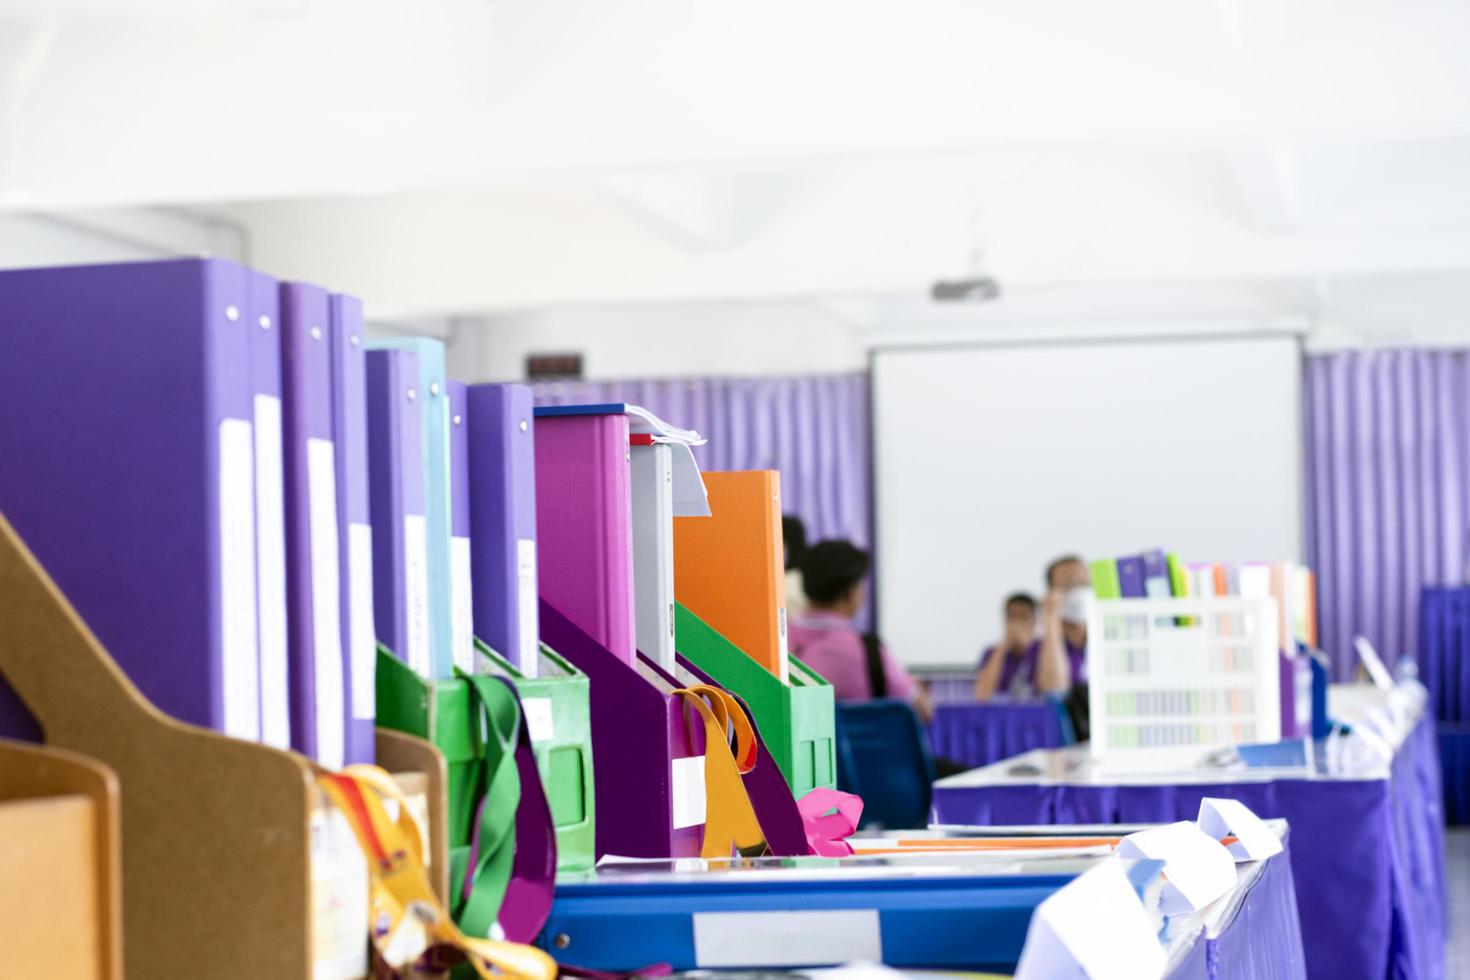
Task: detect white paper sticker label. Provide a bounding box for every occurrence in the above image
[517,538,540,677]
[693,909,881,968]
[671,755,707,829]
[253,396,290,748]
[403,514,432,678]
[1013,859,1167,980]
[522,697,554,743]
[219,417,261,742]
[348,523,376,720]
[1197,798,1283,862]
[308,439,346,770]
[1116,821,1236,915]
[450,535,474,674]
[310,805,370,980]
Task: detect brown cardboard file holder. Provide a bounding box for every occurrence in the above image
[0,737,122,979]
[0,512,447,978]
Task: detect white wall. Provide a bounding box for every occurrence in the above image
[447,302,866,383]
[872,334,1304,667]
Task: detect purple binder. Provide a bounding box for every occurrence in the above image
[281,282,346,770]
[534,413,636,666]
[247,268,292,751]
[1140,548,1171,598]
[329,293,375,765]
[540,600,703,859]
[366,349,431,676]
[1117,555,1147,598]
[447,381,474,674]
[466,384,540,675]
[0,258,260,739]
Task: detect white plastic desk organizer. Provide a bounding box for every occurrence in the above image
[1087,597,1281,773]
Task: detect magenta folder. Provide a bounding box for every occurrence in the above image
[281,282,346,770]
[0,258,260,740]
[247,267,292,750]
[329,293,375,765]
[466,384,540,675]
[534,414,636,667]
[539,600,703,859]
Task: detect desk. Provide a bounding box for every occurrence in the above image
[933,696,1446,980]
[927,701,1070,770]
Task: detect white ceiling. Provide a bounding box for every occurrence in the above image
[2,0,1469,344]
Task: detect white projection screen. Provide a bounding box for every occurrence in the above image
[872,334,1303,668]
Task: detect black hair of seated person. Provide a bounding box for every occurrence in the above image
[800,540,870,606]
[1005,592,1037,614]
[782,515,808,570]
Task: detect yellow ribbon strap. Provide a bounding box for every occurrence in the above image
[316,767,558,980]
[674,686,766,859]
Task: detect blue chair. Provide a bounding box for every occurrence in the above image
[834,699,937,829]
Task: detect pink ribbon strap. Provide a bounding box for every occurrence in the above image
[796,788,864,856]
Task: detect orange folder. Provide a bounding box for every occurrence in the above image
[673,470,789,682]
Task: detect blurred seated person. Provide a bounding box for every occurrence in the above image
[1037,554,1091,694]
[974,593,1042,700]
[789,540,932,723]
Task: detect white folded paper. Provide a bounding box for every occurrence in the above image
[1013,858,1167,980]
[1196,798,1283,862]
[1116,821,1236,915]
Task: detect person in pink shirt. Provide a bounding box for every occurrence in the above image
[788,540,933,723]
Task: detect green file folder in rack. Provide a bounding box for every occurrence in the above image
[376,648,480,850]
[674,602,836,797]
[475,640,597,873]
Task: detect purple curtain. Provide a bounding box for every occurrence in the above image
[1306,350,1470,679]
[531,371,872,553]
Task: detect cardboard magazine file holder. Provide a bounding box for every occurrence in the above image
[475,639,597,872]
[0,738,121,980]
[539,599,707,860]
[0,513,448,979]
[673,603,836,798]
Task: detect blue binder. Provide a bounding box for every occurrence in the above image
[538,856,1163,971]
[366,337,454,679]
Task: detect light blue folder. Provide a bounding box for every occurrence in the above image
[366,337,454,679]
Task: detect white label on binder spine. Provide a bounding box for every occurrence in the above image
[450,535,474,674]
[219,417,261,742]
[517,538,539,677]
[522,697,554,743]
[671,755,707,829]
[348,523,376,719]
[308,439,346,770]
[403,514,432,678]
[693,910,880,968]
[253,395,291,748]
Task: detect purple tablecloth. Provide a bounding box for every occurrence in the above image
[933,716,1446,980]
[927,701,1068,769]
[1161,833,1305,979]
[1208,828,1307,980]
[1418,587,1470,722]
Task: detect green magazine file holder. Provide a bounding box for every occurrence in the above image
[673,602,836,797]
[475,640,596,873]
[375,647,479,856]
